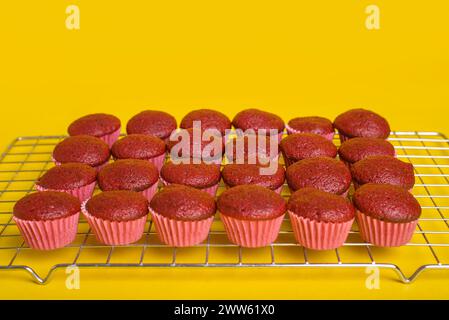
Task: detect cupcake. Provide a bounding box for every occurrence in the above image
[98,159,159,201]
[217,185,286,248]
[280,133,337,166]
[353,184,421,247]
[160,161,221,196]
[13,191,81,250]
[111,134,166,171]
[224,134,279,164]
[149,184,216,247]
[338,137,396,167]
[53,135,110,171]
[232,108,285,142]
[180,109,231,136]
[288,188,355,250]
[167,127,224,165]
[351,155,415,191]
[82,191,149,245]
[286,157,351,196]
[68,113,121,148]
[333,108,390,142]
[35,163,97,202]
[126,110,177,142]
[286,116,334,141]
[222,163,285,194]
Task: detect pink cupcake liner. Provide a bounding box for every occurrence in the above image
[99,128,121,148]
[285,125,335,142]
[355,210,418,247]
[35,180,96,202]
[147,152,166,171]
[288,211,353,250]
[150,209,214,247]
[81,201,147,245]
[220,213,285,248]
[140,181,159,201]
[160,176,219,196]
[52,156,109,172]
[13,213,79,250]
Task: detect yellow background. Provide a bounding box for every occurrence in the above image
[1,0,449,299]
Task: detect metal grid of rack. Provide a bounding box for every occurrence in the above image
[1,131,449,284]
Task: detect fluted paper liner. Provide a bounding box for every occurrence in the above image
[149,208,214,247]
[35,180,96,202]
[81,201,147,245]
[100,127,121,148]
[160,176,219,196]
[286,125,335,142]
[288,211,353,250]
[220,213,284,248]
[13,213,79,250]
[147,152,166,171]
[140,181,159,201]
[355,210,418,247]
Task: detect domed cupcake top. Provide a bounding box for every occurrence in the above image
[14,191,81,221]
[160,161,221,188]
[338,137,396,164]
[111,134,166,160]
[288,188,355,223]
[222,163,285,190]
[232,108,285,132]
[126,110,177,139]
[180,109,231,135]
[53,135,110,167]
[351,155,415,190]
[86,191,149,221]
[286,157,351,194]
[287,116,334,135]
[280,133,337,162]
[353,184,421,223]
[98,159,159,192]
[36,163,97,190]
[150,184,216,221]
[68,113,121,137]
[217,185,286,220]
[333,108,390,139]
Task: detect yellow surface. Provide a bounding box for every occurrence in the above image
[1,0,449,299]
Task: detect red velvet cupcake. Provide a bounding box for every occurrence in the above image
[160,161,221,196]
[53,135,110,171]
[333,108,390,142]
[98,159,159,201]
[232,108,285,142]
[126,110,177,142]
[338,137,396,167]
[149,184,216,247]
[13,191,81,250]
[68,113,121,148]
[222,163,285,194]
[286,116,334,141]
[286,157,351,196]
[351,155,415,191]
[288,188,355,250]
[180,109,231,136]
[82,191,149,245]
[353,184,421,247]
[167,128,224,165]
[111,134,166,171]
[35,163,97,201]
[224,134,280,164]
[217,185,286,248]
[280,133,337,166]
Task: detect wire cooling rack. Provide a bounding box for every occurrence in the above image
[1,131,449,285]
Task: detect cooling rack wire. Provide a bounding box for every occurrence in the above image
[0,131,449,284]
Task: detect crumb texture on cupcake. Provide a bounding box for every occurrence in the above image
[160,161,221,188]
[180,109,231,134]
[14,191,81,221]
[112,134,166,160]
[338,137,395,164]
[150,184,216,221]
[280,133,337,161]
[288,188,354,223]
[217,185,286,220]
[222,163,285,190]
[287,116,334,135]
[333,108,390,139]
[36,163,97,190]
[53,135,110,167]
[232,108,285,132]
[126,110,177,139]
[353,184,421,223]
[68,113,121,137]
